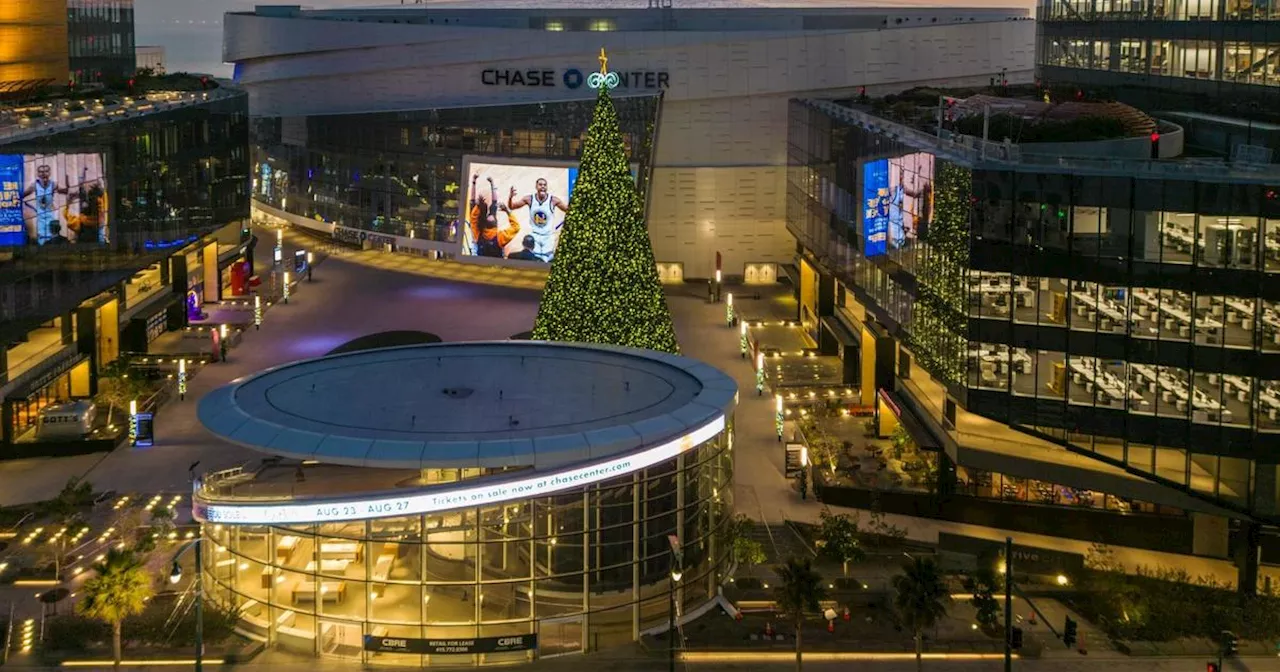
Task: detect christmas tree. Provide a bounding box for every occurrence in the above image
[532,49,679,354]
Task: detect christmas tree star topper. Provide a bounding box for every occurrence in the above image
[599,47,609,74]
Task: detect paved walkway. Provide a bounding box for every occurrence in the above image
[0,235,1272,587]
[0,229,541,505]
[666,280,1280,589]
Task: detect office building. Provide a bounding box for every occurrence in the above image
[0,0,70,92]
[786,85,1280,590]
[67,0,136,84]
[0,82,250,456]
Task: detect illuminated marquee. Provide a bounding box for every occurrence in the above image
[195,415,726,525]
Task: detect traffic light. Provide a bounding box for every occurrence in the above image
[1010,627,1024,650]
[1207,663,1220,672]
[1222,630,1239,657]
[1063,617,1078,648]
[1150,132,1160,159]
[200,76,209,90]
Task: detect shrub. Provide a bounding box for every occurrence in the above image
[45,615,111,651]
[1069,566,1280,642]
[954,113,1129,143]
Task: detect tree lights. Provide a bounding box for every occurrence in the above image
[910,160,972,387]
[775,394,784,442]
[531,49,679,355]
[755,351,765,395]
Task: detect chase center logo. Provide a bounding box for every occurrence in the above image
[481,67,669,90]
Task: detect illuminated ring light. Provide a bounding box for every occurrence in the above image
[588,72,620,90]
[194,415,725,525]
[193,341,737,526]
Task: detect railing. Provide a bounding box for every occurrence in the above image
[799,98,1280,183]
[0,89,240,144]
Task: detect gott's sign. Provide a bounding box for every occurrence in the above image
[481,67,669,90]
[364,634,537,655]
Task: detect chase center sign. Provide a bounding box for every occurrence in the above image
[481,67,669,90]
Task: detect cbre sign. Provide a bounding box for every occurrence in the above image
[364,634,538,655]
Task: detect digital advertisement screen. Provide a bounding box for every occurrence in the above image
[0,153,109,247]
[460,159,579,263]
[862,159,890,257]
[862,152,935,257]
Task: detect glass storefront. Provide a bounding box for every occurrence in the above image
[200,426,733,664]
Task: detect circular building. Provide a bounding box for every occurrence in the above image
[193,341,737,665]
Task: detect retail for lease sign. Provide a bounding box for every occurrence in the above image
[194,415,725,525]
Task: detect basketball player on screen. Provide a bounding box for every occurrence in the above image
[508,177,567,263]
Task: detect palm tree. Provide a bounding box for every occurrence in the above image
[77,548,153,669]
[774,556,826,672]
[892,556,952,672]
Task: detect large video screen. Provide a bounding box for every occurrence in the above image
[460,159,579,263]
[0,153,109,247]
[862,152,934,257]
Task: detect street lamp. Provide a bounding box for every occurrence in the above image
[170,460,204,672]
[668,565,683,672]
[169,539,204,672]
[666,534,684,672]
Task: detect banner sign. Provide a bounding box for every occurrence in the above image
[862,158,890,257]
[195,415,725,524]
[0,155,24,246]
[364,634,537,655]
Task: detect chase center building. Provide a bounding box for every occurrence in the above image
[226,1,1034,279]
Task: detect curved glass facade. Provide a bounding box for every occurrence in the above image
[251,96,659,244]
[787,99,1280,519]
[200,423,733,665]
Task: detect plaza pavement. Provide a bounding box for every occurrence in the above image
[0,229,540,504]
[1,233,1275,590]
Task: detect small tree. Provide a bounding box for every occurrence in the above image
[77,548,153,670]
[40,477,93,580]
[135,506,174,555]
[94,362,145,427]
[890,425,915,460]
[963,565,1001,633]
[817,508,865,576]
[867,510,908,550]
[893,557,951,672]
[774,556,826,672]
[725,514,766,577]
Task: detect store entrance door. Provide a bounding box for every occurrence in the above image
[537,615,582,658]
[318,620,363,659]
